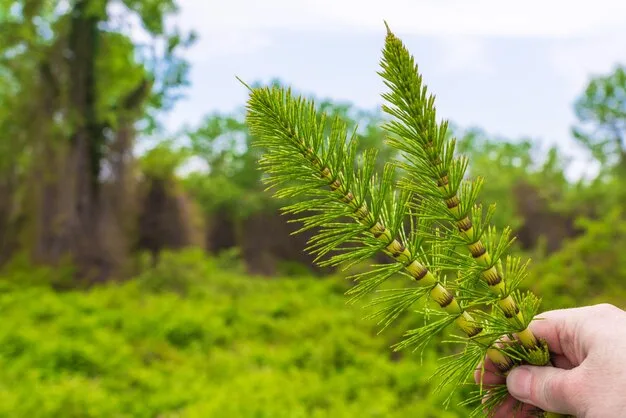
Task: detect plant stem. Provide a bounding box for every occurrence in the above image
[298,139,516,371]
[441,173,539,348]
[381,28,544,354]
[247,85,564,417]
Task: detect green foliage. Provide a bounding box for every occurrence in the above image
[0,0,193,129]
[0,252,76,289]
[135,248,213,295]
[96,32,148,123]
[456,128,570,231]
[316,100,397,167]
[139,140,191,180]
[183,86,393,221]
[531,208,626,310]
[0,250,468,417]
[184,112,269,219]
[0,0,195,279]
[573,65,626,169]
[189,113,252,182]
[122,0,178,35]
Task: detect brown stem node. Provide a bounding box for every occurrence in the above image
[457,216,473,232]
[445,195,460,209]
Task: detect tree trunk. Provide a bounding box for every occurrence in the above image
[60,0,109,282]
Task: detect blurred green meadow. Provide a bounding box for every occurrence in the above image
[0,250,465,417]
[1,215,626,417]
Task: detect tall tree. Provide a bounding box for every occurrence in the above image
[572,65,626,172]
[0,0,193,281]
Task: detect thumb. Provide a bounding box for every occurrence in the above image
[506,366,579,415]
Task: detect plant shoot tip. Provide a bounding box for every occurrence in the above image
[383,20,392,34]
[236,76,252,91]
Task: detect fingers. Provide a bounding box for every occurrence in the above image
[506,365,581,415]
[475,305,626,415]
[529,304,625,363]
[550,354,575,370]
[490,395,542,418]
[475,336,515,387]
[475,356,507,387]
[527,308,583,357]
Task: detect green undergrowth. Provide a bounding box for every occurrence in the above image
[530,208,626,310]
[0,249,467,418]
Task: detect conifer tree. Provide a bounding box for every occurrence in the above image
[243,24,566,417]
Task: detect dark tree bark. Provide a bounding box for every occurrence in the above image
[58,0,109,282]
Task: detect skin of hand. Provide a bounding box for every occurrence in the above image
[475,303,626,417]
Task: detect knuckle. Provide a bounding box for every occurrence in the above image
[554,371,586,414]
[539,372,580,407]
[543,375,566,402]
[594,303,620,315]
[567,372,589,414]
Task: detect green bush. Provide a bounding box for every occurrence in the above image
[136,248,214,295]
[0,252,75,289]
[0,251,469,417]
[531,208,626,310]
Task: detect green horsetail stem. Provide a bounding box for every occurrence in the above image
[299,137,517,372]
[245,33,565,412]
[439,173,538,349]
[382,28,544,354]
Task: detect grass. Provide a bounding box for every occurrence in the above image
[0,249,468,418]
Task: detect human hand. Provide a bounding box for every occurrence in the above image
[475,303,626,417]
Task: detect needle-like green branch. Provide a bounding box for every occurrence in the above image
[245,85,516,393]
[379,26,550,360]
[243,24,565,417]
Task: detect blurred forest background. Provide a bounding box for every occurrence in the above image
[1,1,626,417]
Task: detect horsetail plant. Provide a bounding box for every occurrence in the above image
[380,25,546,357]
[242,24,565,417]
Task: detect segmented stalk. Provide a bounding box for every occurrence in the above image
[332,182,514,369]
[251,98,514,371]
[246,25,566,417]
[381,27,544,354]
[440,171,538,348]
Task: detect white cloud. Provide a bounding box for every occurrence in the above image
[179,0,626,37]
[171,0,626,63]
[549,29,626,94]
[317,0,626,37]
[200,31,272,59]
[162,0,626,177]
[434,36,494,75]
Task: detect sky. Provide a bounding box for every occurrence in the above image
[161,0,626,178]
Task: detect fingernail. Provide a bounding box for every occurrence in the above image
[507,367,532,400]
